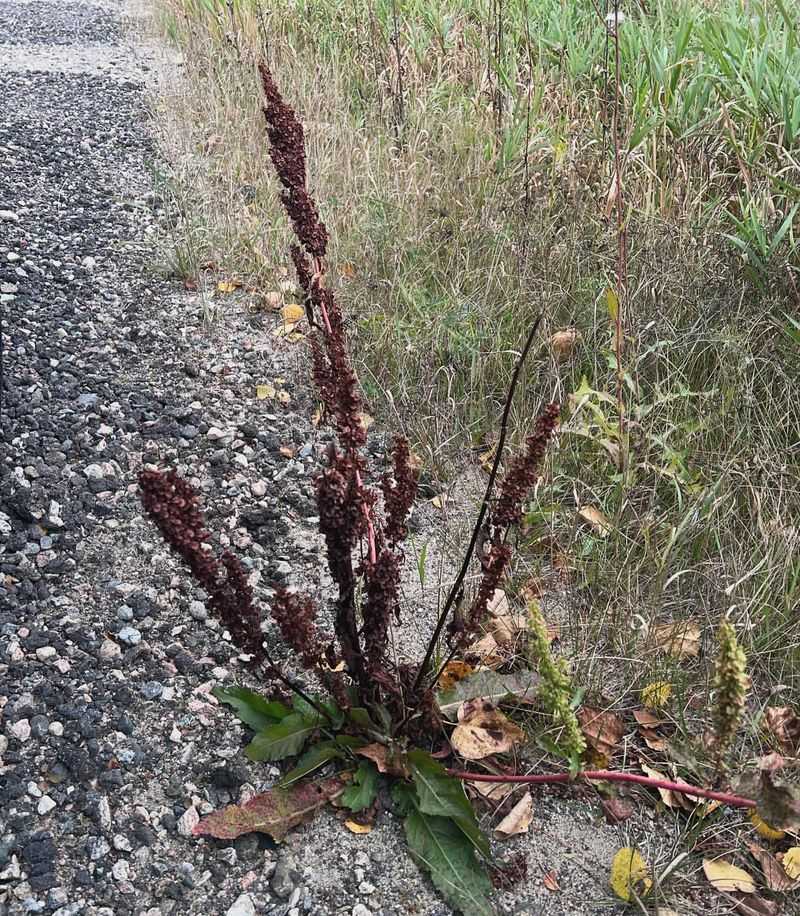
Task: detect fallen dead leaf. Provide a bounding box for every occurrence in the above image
[602,797,635,824]
[494,792,533,838]
[281,303,304,323]
[639,762,691,811]
[272,321,298,338]
[431,492,448,509]
[355,743,409,778]
[263,291,282,310]
[437,660,475,691]
[276,390,291,405]
[344,820,372,835]
[730,894,781,916]
[464,631,505,669]
[738,753,800,832]
[781,846,800,880]
[702,857,756,894]
[764,706,800,755]
[279,445,296,458]
[649,619,701,658]
[542,869,560,892]
[358,412,374,432]
[577,505,611,537]
[550,328,579,361]
[469,780,514,802]
[256,384,276,400]
[747,841,798,892]
[577,706,624,758]
[193,775,347,841]
[639,727,668,752]
[610,847,652,902]
[216,279,240,294]
[633,709,668,728]
[451,699,525,761]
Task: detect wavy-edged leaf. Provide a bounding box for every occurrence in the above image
[245,713,318,762]
[404,809,493,916]
[193,774,348,841]
[340,761,379,812]
[212,685,291,732]
[279,741,344,786]
[436,669,539,717]
[408,749,490,858]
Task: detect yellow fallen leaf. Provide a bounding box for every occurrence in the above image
[578,505,611,537]
[358,412,374,431]
[276,390,291,405]
[702,857,756,893]
[782,847,800,880]
[610,847,652,902]
[272,322,298,338]
[256,384,276,400]
[281,303,304,323]
[749,811,786,842]
[494,792,533,838]
[340,262,357,279]
[641,681,672,709]
[431,493,448,509]
[344,820,372,835]
[216,280,240,294]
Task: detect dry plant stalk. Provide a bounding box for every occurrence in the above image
[139,61,560,742]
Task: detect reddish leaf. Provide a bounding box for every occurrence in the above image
[193,774,348,841]
[602,797,635,824]
[542,869,560,891]
[577,706,624,758]
[356,743,409,777]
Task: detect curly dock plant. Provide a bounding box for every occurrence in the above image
[138,61,561,916]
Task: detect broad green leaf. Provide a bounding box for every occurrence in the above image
[408,749,490,858]
[212,685,291,732]
[340,761,379,812]
[279,741,344,786]
[245,713,318,762]
[348,707,381,731]
[404,809,493,916]
[194,775,348,841]
[291,694,344,729]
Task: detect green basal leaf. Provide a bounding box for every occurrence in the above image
[212,685,291,732]
[279,741,344,786]
[347,707,380,731]
[408,749,490,858]
[340,761,379,812]
[291,694,344,729]
[391,780,417,817]
[404,809,493,916]
[245,713,318,762]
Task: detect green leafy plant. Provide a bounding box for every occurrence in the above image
[138,61,561,915]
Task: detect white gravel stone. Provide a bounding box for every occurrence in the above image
[9,719,31,742]
[177,805,199,836]
[37,796,57,815]
[35,646,57,661]
[226,894,256,916]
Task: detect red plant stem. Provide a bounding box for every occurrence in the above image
[447,769,757,810]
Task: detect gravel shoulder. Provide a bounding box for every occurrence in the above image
[1,3,688,915]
